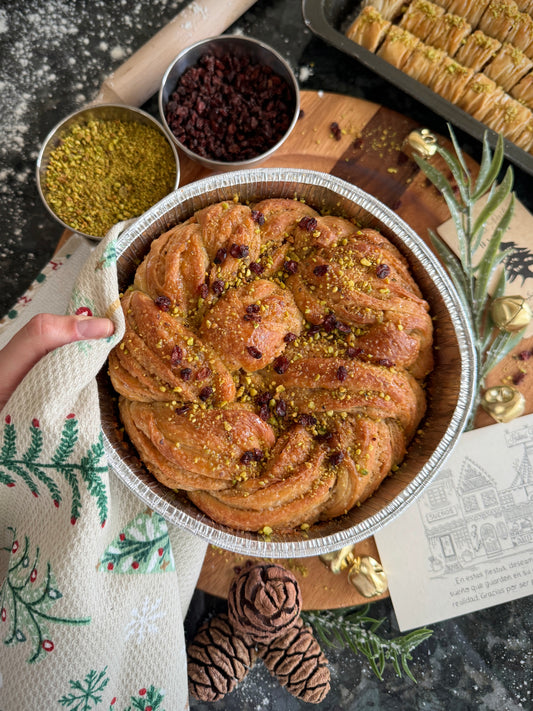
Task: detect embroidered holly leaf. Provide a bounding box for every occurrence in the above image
[99,512,175,574]
[0,529,90,663]
[58,666,110,709]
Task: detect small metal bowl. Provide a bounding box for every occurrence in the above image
[36,104,180,241]
[158,35,300,170]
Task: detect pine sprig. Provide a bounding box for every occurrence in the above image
[413,127,524,428]
[303,605,432,682]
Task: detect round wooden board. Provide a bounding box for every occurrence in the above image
[56,90,533,609]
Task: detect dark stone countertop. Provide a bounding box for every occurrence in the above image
[0,1,531,709]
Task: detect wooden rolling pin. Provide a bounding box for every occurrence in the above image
[93,0,258,107]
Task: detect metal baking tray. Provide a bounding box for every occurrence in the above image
[302,0,533,176]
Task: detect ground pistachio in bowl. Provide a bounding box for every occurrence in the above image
[36,104,179,240]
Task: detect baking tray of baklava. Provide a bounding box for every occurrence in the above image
[302,0,533,175]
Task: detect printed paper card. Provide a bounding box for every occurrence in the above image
[374,414,533,631]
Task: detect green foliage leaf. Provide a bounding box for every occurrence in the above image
[472,166,513,248]
[473,133,505,201]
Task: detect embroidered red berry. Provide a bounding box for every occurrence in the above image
[5,415,11,424]
[132,561,139,570]
[30,569,37,583]
[1,608,6,622]
[53,499,60,507]
[107,562,114,570]
[42,639,54,652]
[120,533,126,541]
[12,541,19,553]
[75,306,93,317]
[139,688,147,696]
[66,413,75,419]
[158,547,164,556]
[32,418,40,428]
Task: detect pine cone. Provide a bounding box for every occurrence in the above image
[260,617,330,704]
[228,563,302,642]
[187,614,257,702]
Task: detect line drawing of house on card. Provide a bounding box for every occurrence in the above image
[416,423,533,577]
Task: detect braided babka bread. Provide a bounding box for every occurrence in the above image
[108,198,433,532]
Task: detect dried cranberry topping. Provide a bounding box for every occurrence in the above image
[256,391,272,406]
[170,346,183,365]
[376,358,395,368]
[198,283,209,299]
[323,314,337,333]
[249,261,264,275]
[336,365,348,382]
[175,404,191,415]
[336,321,351,334]
[513,371,526,385]
[251,210,265,225]
[246,304,260,314]
[259,404,270,421]
[376,264,391,279]
[275,399,287,417]
[346,346,364,359]
[284,332,297,343]
[240,451,254,465]
[313,264,329,277]
[298,216,318,232]
[283,259,298,275]
[273,355,289,374]
[212,279,224,295]
[243,313,261,322]
[330,121,342,141]
[518,350,532,361]
[247,346,263,359]
[298,413,316,427]
[180,368,192,381]
[214,247,227,265]
[199,386,214,401]
[329,450,344,466]
[315,431,333,443]
[155,295,171,311]
[229,243,249,259]
[196,366,212,380]
[308,324,321,335]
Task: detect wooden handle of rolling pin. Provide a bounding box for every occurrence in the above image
[94,0,258,107]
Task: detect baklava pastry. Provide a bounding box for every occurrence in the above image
[514,117,533,150]
[362,0,406,21]
[425,12,472,55]
[454,30,501,71]
[478,1,522,44]
[457,73,501,120]
[483,92,533,139]
[402,42,447,84]
[511,71,533,108]
[505,11,533,57]
[484,42,533,91]
[429,58,474,103]
[440,0,492,26]
[399,0,445,40]
[109,199,434,532]
[377,26,421,69]
[346,6,391,51]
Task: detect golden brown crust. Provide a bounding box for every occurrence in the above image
[109,199,433,532]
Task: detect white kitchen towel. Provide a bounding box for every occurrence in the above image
[0,226,207,711]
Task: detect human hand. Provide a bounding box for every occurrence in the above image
[0,313,114,410]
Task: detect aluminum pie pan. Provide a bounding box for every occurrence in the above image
[302,0,533,177]
[99,167,477,558]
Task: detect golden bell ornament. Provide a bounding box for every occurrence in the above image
[348,555,388,598]
[490,296,532,332]
[319,544,356,574]
[404,128,438,158]
[481,385,526,423]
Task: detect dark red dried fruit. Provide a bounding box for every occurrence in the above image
[256,391,272,407]
[513,371,526,385]
[336,365,348,382]
[170,345,183,365]
[240,450,254,465]
[180,368,192,381]
[346,346,364,358]
[252,448,264,461]
[315,431,333,443]
[243,313,261,322]
[308,324,321,335]
[353,137,363,149]
[313,264,329,277]
[251,210,265,225]
[376,358,395,368]
[155,295,171,311]
[247,346,263,359]
[259,404,270,421]
[175,404,190,415]
[229,243,249,259]
[246,304,260,314]
[323,314,337,333]
[329,450,344,466]
[249,261,264,275]
[214,247,227,265]
[518,350,532,361]
[298,216,318,232]
[273,355,289,374]
[376,264,391,279]
[330,121,342,141]
[275,399,287,417]
[199,386,214,401]
[198,283,209,299]
[336,321,351,334]
[196,366,212,380]
[165,51,294,163]
[283,259,298,275]
[298,413,316,427]
[212,279,224,295]
[284,331,297,343]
